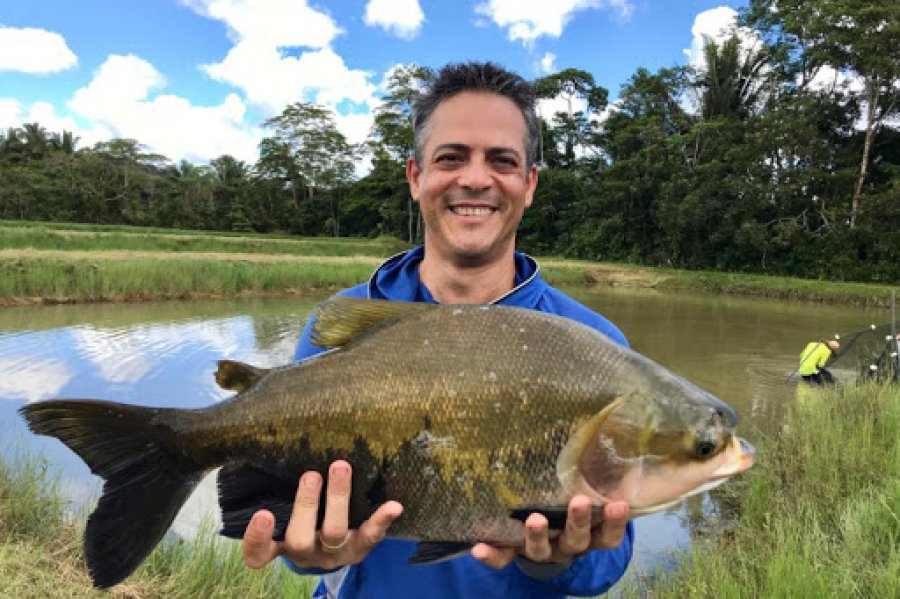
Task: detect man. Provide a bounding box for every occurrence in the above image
[798,339,840,385]
[241,61,634,598]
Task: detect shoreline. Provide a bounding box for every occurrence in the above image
[1,249,895,308]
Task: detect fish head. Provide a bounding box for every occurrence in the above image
[558,366,755,517]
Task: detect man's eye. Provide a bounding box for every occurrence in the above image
[435,154,462,163]
[493,156,518,168]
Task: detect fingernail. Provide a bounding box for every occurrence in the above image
[301,472,321,491]
[332,465,350,481]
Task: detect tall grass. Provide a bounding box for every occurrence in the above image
[621,383,899,598]
[0,257,379,303]
[0,453,315,598]
[0,224,408,257]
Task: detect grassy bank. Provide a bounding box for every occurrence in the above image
[623,382,899,598]
[0,256,381,305]
[0,222,409,258]
[543,261,897,308]
[0,453,314,598]
[0,222,895,307]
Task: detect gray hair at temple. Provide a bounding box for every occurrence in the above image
[411,61,541,171]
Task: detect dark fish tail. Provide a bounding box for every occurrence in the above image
[19,399,205,588]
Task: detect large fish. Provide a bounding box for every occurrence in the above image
[20,297,755,588]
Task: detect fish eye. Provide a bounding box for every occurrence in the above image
[694,439,718,459]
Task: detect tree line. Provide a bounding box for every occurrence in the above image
[1,1,897,283]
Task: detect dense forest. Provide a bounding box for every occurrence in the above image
[1,1,898,283]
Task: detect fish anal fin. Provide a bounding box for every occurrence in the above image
[408,542,474,565]
[312,297,435,348]
[218,463,302,541]
[508,507,569,530]
[215,360,269,393]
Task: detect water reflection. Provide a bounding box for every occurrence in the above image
[0,290,888,581]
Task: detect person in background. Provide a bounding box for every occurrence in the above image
[798,339,840,385]
[240,61,634,598]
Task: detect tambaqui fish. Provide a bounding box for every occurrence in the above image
[20,297,755,588]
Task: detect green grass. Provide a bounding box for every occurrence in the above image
[0,222,895,307]
[0,223,409,257]
[0,453,315,598]
[0,257,379,303]
[654,268,896,308]
[619,382,900,598]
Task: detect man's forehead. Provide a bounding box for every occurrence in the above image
[423,92,527,154]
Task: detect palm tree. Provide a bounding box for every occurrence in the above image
[698,35,771,121]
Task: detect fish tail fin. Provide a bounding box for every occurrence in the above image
[19,399,205,588]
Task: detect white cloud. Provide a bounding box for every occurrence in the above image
[0,358,71,403]
[806,65,865,96]
[203,44,377,116]
[537,94,588,119]
[68,54,262,163]
[179,0,341,48]
[0,98,22,126]
[539,52,557,74]
[364,0,425,40]
[475,0,634,44]
[0,25,77,73]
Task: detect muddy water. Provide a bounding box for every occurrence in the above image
[0,289,888,578]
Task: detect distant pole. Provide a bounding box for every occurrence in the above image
[893,290,898,383]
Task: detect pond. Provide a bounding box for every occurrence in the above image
[0,287,889,581]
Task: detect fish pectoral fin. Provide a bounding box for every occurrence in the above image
[218,463,299,541]
[312,297,436,348]
[508,507,569,530]
[408,542,474,565]
[214,360,270,393]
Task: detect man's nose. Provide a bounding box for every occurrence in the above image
[457,158,492,192]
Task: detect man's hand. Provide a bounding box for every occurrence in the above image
[471,495,629,569]
[242,460,404,570]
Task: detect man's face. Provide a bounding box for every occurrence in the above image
[407,91,538,266]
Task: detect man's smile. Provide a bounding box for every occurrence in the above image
[450,206,496,217]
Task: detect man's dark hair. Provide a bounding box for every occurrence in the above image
[412,61,540,170]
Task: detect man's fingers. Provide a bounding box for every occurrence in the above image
[283,470,323,556]
[357,500,404,548]
[557,495,592,556]
[320,461,352,548]
[523,513,552,562]
[242,510,284,569]
[472,543,516,569]
[593,501,629,549]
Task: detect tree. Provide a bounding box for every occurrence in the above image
[534,68,609,169]
[367,64,435,242]
[259,102,358,236]
[697,35,772,121]
[745,0,900,227]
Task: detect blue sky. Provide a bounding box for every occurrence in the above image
[0,1,747,166]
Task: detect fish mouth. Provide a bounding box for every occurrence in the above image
[710,436,755,479]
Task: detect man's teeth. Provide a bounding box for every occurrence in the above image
[452,206,493,216]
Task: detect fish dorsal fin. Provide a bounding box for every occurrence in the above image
[215,360,270,392]
[311,297,436,348]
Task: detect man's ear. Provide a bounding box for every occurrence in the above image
[407,156,422,203]
[524,164,538,209]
